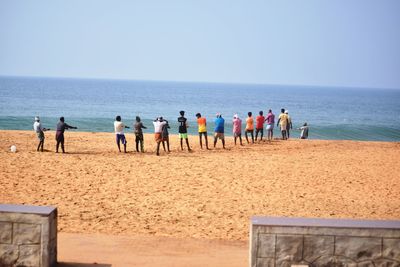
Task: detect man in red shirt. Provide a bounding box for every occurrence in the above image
[255,111,265,141]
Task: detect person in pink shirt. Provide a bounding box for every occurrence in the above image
[255,110,265,141]
[232,114,243,145]
[265,109,275,141]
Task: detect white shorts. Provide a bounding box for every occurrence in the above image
[266,124,274,130]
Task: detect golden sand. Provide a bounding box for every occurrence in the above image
[1,130,399,241]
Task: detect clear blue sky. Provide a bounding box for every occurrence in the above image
[1,0,399,89]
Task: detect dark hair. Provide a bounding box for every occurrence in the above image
[259,111,263,115]
[180,110,185,116]
[116,115,121,121]
[248,112,252,117]
[196,113,201,118]
[60,117,64,122]
[136,116,140,122]
[281,108,285,113]
[269,109,272,113]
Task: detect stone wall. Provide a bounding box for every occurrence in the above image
[250,217,400,267]
[0,204,57,267]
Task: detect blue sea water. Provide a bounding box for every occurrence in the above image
[0,76,399,141]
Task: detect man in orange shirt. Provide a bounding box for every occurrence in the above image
[245,112,254,144]
[255,110,265,141]
[196,113,209,149]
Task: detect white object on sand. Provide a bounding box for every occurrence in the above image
[10,145,17,153]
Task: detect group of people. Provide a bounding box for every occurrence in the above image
[33,109,309,154]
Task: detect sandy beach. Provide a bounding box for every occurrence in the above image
[1,129,399,242]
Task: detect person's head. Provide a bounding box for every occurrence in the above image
[233,114,238,119]
[159,116,164,121]
[268,109,272,113]
[285,110,289,114]
[136,116,141,122]
[116,115,121,122]
[179,110,185,116]
[60,116,65,122]
[35,116,40,122]
[216,113,221,118]
[281,108,285,113]
[259,111,263,116]
[196,113,201,118]
[248,112,252,117]
[303,122,307,126]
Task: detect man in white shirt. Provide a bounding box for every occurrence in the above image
[114,115,130,153]
[33,116,49,152]
[153,117,167,156]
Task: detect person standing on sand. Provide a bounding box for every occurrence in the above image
[285,110,293,138]
[265,109,275,141]
[178,111,191,151]
[255,111,265,141]
[214,113,225,149]
[196,113,209,149]
[245,112,254,144]
[232,114,243,146]
[134,116,146,153]
[160,117,171,153]
[153,117,167,156]
[114,115,129,153]
[276,109,288,140]
[56,117,77,153]
[33,116,50,152]
[298,122,309,139]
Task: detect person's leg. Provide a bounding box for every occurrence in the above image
[37,141,41,152]
[245,131,249,143]
[116,135,121,152]
[140,135,144,152]
[40,140,44,152]
[157,143,160,155]
[185,138,191,151]
[213,134,217,148]
[234,135,237,145]
[61,140,65,153]
[287,127,290,138]
[250,131,254,143]
[239,135,243,145]
[166,138,170,152]
[260,129,264,140]
[271,128,274,140]
[199,133,203,149]
[180,138,183,150]
[204,133,209,149]
[135,136,140,152]
[222,138,225,149]
[162,141,166,152]
[56,140,60,153]
[255,129,259,141]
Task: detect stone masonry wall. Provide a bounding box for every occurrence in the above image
[0,205,57,267]
[250,217,400,267]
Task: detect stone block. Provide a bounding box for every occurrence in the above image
[0,222,12,244]
[13,223,41,245]
[373,258,400,267]
[15,245,41,267]
[335,236,381,261]
[257,234,275,258]
[303,235,334,263]
[0,244,19,266]
[382,238,400,261]
[276,235,303,265]
[256,257,275,267]
[311,255,357,267]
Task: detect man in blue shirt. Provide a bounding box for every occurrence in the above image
[214,113,225,149]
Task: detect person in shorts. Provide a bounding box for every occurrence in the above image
[232,114,243,146]
[285,110,293,138]
[265,109,275,141]
[33,116,50,152]
[276,109,288,140]
[255,110,265,141]
[196,113,209,149]
[213,113,225,149]
[153,117,167,156]
[245,112,254,144]
[114,115,129,153]
[134,116,147,153]
[178,110,191,151]
[56,117,77,153]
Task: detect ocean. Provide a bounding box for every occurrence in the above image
[0,76,399,141]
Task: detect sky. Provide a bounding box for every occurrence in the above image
[0,0,399,89]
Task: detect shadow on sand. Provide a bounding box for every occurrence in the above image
[57,262,111,267]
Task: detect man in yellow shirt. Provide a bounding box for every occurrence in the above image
[245,112,254,144]
[276,108,288,140]
[196,113,209,149]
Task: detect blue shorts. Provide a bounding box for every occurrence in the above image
[116,134,126,145]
